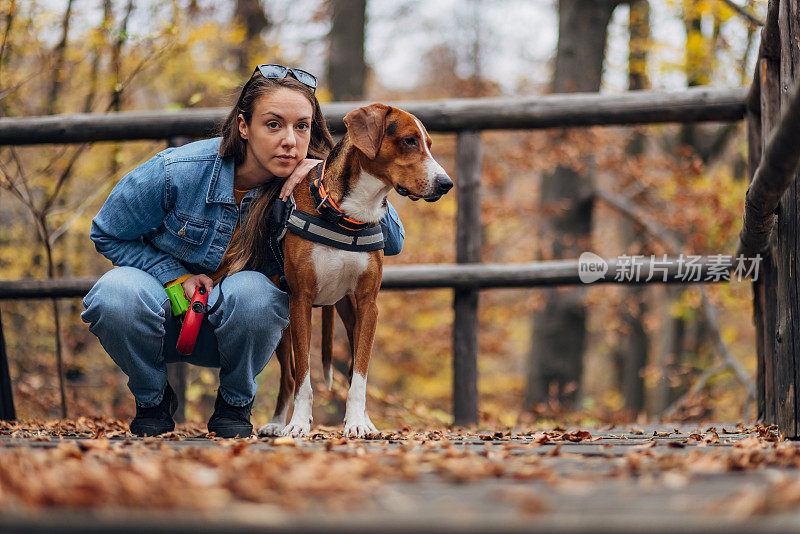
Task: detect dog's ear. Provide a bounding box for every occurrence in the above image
[343,103,392,160]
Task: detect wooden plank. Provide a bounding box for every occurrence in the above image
[749,72,766,421]
[788,0,800,439]
[0,87,749,145]
[759,54,781,425]
[0,307,16,420]
[775,0,797,438]
[453,131,482,426]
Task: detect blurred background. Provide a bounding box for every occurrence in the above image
[0,0,766,428]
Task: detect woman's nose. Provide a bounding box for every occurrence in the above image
[281,129,297,148]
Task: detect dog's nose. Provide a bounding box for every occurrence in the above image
[434,174,453,195]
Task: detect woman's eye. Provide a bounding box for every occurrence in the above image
[403,137,417,147]
[267,121,281,129]
[297,123,310,131]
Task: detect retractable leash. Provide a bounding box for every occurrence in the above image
[176,286,207,355]
[173,275,226,355]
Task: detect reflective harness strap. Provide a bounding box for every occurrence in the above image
[286,210,384,252]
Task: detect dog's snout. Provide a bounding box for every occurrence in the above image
[434,174,453,195]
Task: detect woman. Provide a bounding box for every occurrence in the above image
[81,65,405,438]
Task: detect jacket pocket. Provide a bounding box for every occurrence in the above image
[164,211,208,244]
[149,211,210,264]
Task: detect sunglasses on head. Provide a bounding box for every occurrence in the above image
[247,64,317,92]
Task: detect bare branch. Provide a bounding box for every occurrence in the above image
[46,0,74,115]
[739,4,757,85]
[110,0,135,113]
[48,182,111,244]
[718,0,764,27]
[0,0,16,86]
[699,288,755,397]
[662,361,727,419]
[593,187,682,251]
[42,143,89,213]
[8,148,35,208]
[662,289,757,419]
[595,186,757,400]
[83,0,112,113]
[47,144,161,243]
[110,40,177,112]
[9,149,48,245]
[0,160,30,207]
[0,70,48,104]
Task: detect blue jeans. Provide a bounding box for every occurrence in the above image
[81,267,290,408]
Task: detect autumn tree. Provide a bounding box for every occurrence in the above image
[525,0,623,411]
[328,0,367,101]
[611,0,651,415]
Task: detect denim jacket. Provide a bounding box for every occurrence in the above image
[90,137,405,285]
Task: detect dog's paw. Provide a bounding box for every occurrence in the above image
[343,413,378,438]
[282,420,310,438]
[258,422,285,437]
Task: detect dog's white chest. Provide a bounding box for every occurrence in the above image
[312,244,369,306]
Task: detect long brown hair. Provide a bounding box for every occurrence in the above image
[217,73,334,275]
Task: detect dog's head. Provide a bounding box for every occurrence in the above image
[343,103,453,202]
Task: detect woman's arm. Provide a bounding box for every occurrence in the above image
[90,154,191,285]
[279,158,323,201]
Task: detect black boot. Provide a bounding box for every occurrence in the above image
[207,391,253,438]
[129,383,178,437]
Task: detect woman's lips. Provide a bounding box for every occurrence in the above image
[276,155,295,161]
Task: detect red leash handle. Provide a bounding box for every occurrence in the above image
[176,286,208,355]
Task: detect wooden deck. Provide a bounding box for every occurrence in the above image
[0,422,798,533]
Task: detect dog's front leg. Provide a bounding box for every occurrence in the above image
[258,329,293,436]
[343,275,381,438]
[282,292,314,437]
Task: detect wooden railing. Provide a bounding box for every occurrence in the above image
[0,87,749,423]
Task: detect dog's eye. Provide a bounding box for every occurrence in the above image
[402,137,417,147]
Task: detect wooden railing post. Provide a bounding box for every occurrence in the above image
[0,307,16,420]
[453,131,482,425]
[754,55,780,424]
[166,136,191,423]
[775,0,800,437]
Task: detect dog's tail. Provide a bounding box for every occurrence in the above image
[322,305,334,389]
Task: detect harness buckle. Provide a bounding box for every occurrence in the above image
[315,193,329,212]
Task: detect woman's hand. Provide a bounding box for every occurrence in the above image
[280,158,323,201]
[182,274,213,300]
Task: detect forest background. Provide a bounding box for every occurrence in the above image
[0,0,766,429]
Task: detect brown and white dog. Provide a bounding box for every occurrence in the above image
[257,103,452,438]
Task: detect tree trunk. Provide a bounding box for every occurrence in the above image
[525,0,620,411]
[653,289,686,413]
[233,0,270,76]
[611,0,650,415]
[328,0,367,101]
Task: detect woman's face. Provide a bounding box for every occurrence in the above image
[238,87,314,180]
